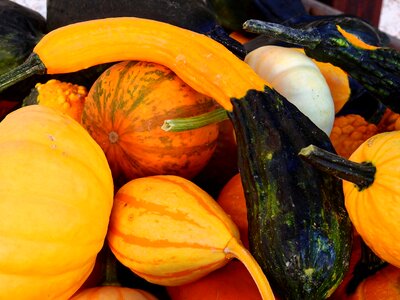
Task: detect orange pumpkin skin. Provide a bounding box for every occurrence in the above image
[82,61,219,186]
[166,259,262,300]
[70,286,158,300]
[107,175,240,286]
[345,264,400,300]
[343,131,400,268]
[0,105,114,299]
[217,173,249,248]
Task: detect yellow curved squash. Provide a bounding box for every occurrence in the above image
[0,17,268,111]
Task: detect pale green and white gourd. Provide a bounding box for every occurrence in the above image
[245,45,335,135]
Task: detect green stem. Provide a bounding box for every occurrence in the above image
[298,144,376,191]
[161,108,229,132]
[102,246,121,286]
[242,19,321,49]
[0,53,46,93]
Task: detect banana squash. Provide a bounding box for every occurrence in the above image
[0,17,352,299]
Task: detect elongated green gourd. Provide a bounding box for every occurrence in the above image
[229,89,352,299]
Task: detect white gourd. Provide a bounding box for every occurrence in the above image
[245,45,335,135]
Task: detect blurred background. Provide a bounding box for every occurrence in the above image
[10,0,400,40]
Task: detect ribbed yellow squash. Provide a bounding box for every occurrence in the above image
[0,105,114,299]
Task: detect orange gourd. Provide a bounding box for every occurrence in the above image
[107,175,275,300]
[217,173,248,248]
[300,131,400,268]
[82,60,219,186]
[345,264,400,300]
[167,260,262,300]
[343,132,400,267]
[23,79,88,122]
[70,286,158,300]
[0,105,114,299]
[377,107,400,132]
[329,114,378,158]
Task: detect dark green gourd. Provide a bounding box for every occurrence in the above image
[228,89,352,299]
[0,0,46,75]
[0,0,46,102]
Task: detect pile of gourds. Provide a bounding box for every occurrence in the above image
[0,0,399,299]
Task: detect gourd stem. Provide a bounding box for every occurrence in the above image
[225,237,276,300]
[161,108,228,132]
[243,19,321,49]
[0,53,46,93]
[299,144,376,190]
[102,246,121,287]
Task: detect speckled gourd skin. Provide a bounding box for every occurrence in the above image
[229,89,352,300]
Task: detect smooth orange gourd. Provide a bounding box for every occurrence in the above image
[217,173,249,248]
[167,260,262,300]
[343,131,400,267]
[345,264,400,300]
[70,286,158,300]
[82,61,219,186]
[0,105,114,299]
[300,131,400,268]
[107,175,275,300]
[166,173,263,300]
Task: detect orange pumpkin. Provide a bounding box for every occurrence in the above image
[82,60,219,186]
[342,131,400,268]
[300,131,400,268]
[345,264,400,300]
[217,173,248,248]
[0,105,114,299]
[167,259,262,300]
[70,286,158,300]
[107,175,275,300]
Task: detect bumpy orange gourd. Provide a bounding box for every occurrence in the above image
[343,131,400,268]
[70,286,158,300]
[0,105,114,299]
[82,61,219,186]
[377,108,400,132]
[330,114,378,158]
[107,175,275,300]
[25,79,88,122]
